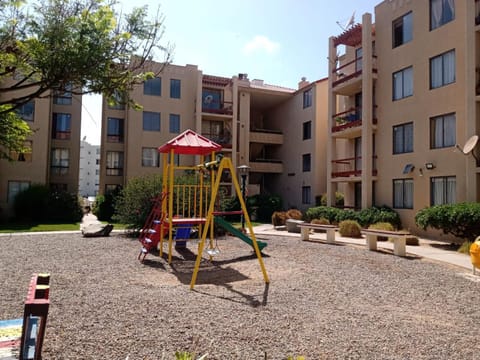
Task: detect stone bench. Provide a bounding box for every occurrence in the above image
[361,229,411,257]
[298,223,339,244]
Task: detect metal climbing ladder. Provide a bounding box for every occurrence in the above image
[138,192,168,261]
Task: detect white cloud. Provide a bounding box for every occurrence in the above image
[242,35,280,55]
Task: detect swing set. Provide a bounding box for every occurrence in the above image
[138,129,269,289]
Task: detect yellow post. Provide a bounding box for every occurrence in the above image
[159,153,169,257]
[190,157,270,289]
[168,149,175,263]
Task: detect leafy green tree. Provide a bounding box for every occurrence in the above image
[0,0,172,158]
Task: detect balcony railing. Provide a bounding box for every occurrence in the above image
[332,108,362,132]
[202,132,232,148]
[332,56,377,88]
[331,156,377,178]
[249,158,283,173]
[52,131,71,140]
[202,100,233,115]
[250,129,284,145]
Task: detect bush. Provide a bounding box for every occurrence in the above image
[113,175,163,230]
[458,241,473,255]
[415,202,480,242]
[311,217,330,225]
[304,206,344,224]
[357,206,401,229]
[286,208,302,220]
[13,184,82,223]
[272,211,286,227]
[339,220,362,238]
[320,192,344,207]
[247,194,283,223]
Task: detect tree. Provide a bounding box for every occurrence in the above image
[0,0,172,158]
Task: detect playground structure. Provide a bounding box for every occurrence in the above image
[138,129,269,289]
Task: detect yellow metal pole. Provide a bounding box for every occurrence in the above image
[168,149,175,263]
[229,158,270,284]
[159,153,169,257]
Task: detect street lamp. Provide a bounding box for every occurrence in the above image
[237,165,250,230]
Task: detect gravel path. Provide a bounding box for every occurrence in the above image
[1,232,479,359]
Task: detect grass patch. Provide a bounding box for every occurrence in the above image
[0,222,80,233]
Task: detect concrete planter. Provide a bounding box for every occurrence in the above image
[286,219,304,233]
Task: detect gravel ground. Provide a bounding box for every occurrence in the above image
[1,231,479,359]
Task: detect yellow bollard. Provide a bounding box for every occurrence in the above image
[469,238,480,275]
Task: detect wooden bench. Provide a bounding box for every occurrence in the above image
[298,223,339,244]
[361,229,411,257]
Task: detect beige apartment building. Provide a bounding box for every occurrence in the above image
[327,0,480,236]
[100,61,329,211]
[0,84,82,217]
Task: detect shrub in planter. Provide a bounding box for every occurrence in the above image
[339,220,362,238]
[272,211,287,227]
[286,209,303,220]
[368,222,394,241]
[311,218,330,232]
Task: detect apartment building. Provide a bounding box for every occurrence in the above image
[327,0,478,236]
[79,140,100,197]
[100,61,329,210]
[0,84,82,217]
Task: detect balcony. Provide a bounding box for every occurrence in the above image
[332,107,377,138]
[332,56,377,96]
[249,159,283,173]
[202,100,233,116]
[202,132,232,149]
[250,129,283,145]
[331,156,377,179]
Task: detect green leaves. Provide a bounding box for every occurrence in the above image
[415,203,480,241]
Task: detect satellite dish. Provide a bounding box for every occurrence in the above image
[204,95,214,104]
[456,135,479,163]
[463,135,478,154]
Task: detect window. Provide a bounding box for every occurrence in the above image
[202,89,222,111]
[143,111,161,131]
[303,88,312,108]
[107,117,124,142]
[106,151,124,176]
[51,148,69,175]
[393,122,413,154]
[355,47,363,72]
[143,77,161,96]
[430,0,455,30]
[107,90,126,110]
[105,184,122,194]
[52,113,71,140]
[430,50,455,89]
[170,79,181,99]
[393,179,414,209]
[169,114,180,133]
[430,113,455,148]
[10,141,32,162]
[303,121,312,140]
[393,66,413,100]
[393,12,413,47]
[431,176,456,205]
[7,181,29,203]
[302,154,311,172]
[53,83,73,105]
[16,101,35,121]
[142,148,160,167]
[302,186,311,205]
[50,183,68,192]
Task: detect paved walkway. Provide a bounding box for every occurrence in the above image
[252,224,475,273]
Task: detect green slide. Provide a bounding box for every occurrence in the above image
[214,216,267,251]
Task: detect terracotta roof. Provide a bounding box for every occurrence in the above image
[202,75,232,87]
[333,24,363,47]
[158,129,222,155]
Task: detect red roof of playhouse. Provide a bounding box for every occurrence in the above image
[158,129,222,155]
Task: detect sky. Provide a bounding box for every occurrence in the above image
[81,0,379,145]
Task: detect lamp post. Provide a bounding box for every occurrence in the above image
[237,165,250,231]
